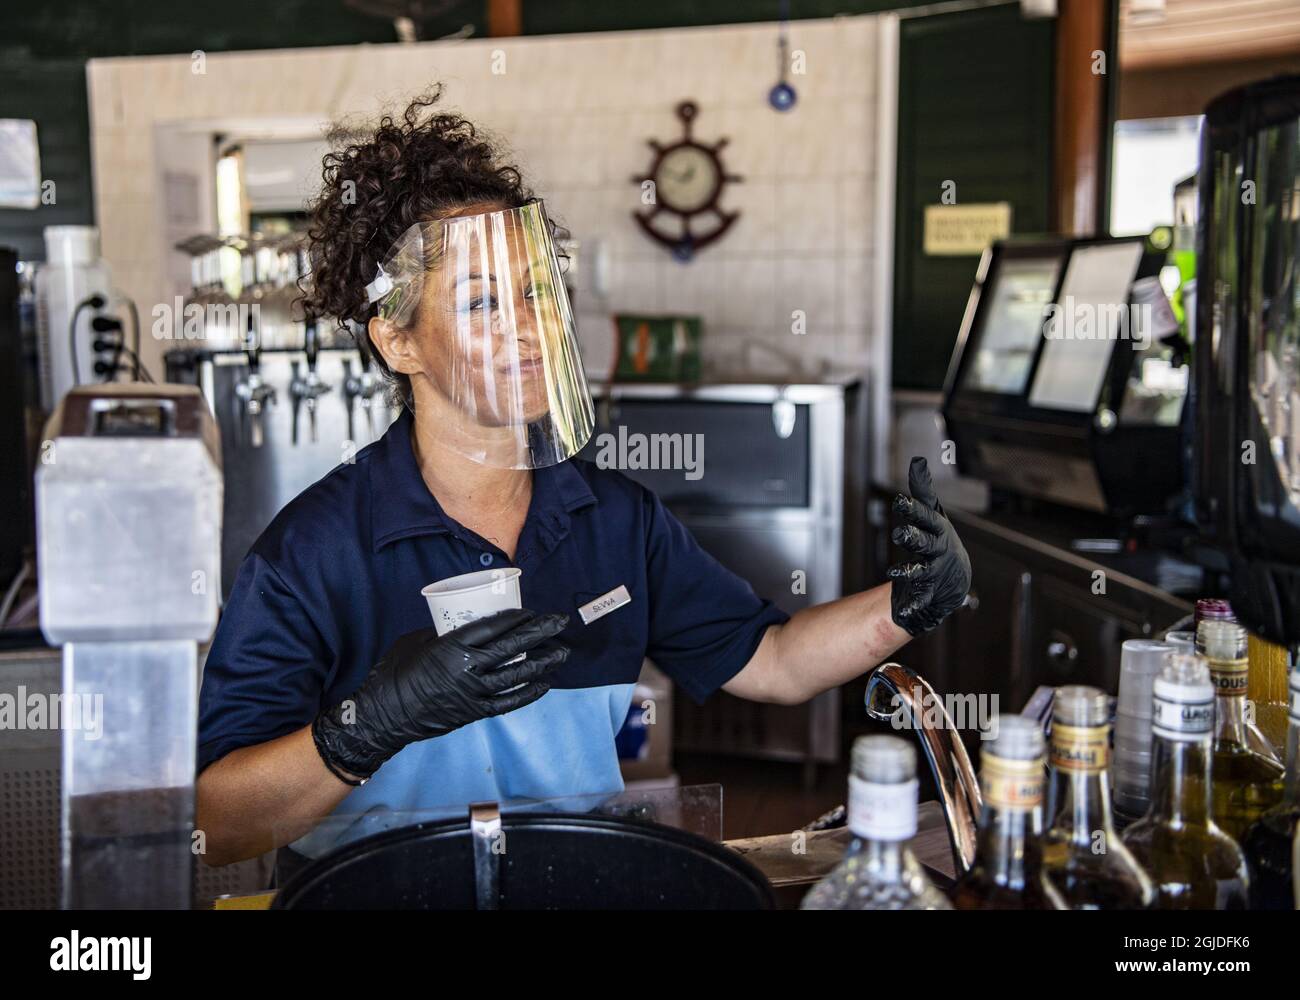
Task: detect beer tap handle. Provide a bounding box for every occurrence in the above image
[342,357,357,443]
[304,318,319,372]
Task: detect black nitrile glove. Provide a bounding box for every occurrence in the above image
[313,608,569,781]
[888,457,971,637]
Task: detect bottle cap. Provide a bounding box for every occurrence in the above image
[1194,598,1235,625]
[851,734,915,783]
[1152,653,1215,740]
[984,714,1045,761]
[1200,620,1247,661]
[1052,685,1110,727]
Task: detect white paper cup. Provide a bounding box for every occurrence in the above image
[421,568,523,637]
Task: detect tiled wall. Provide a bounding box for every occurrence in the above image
[87,17,884,385]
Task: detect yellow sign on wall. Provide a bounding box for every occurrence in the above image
[923,202,1013,256]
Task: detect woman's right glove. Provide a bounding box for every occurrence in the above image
[312,608,568,783]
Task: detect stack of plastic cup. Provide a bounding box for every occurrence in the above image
[1112,638,1176,821]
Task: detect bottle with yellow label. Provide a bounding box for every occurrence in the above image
[1204,620,1284,840]
[1122,654,1250,909]
[953,714,1063,909]
[1041,685,1154,909]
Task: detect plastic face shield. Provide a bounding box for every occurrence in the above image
[366,200,594,469]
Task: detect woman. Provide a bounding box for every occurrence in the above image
[195,90,970,868]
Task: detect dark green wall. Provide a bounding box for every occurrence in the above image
[0,0,399,260]
[526,0,933,34]
[0,56,95,261]
[0,0,937,262]
[0,1,397,58]
[892,4,1055,391]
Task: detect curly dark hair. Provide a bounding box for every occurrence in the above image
[302,86,533,407]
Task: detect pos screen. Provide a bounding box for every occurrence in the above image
[959,252,1064,395]
[1028,240,1144,412]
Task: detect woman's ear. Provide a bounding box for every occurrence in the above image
[368,316,422,376]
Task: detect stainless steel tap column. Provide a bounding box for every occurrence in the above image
[36,384,222,909]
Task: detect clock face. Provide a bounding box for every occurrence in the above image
[655,145,720,214]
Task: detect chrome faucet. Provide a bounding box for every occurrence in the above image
[290,319,332,444]
[343,355,382,442]
[234,315,276,449]
[290,363,331,444]
[234,370,276,448]
[864,662,982,876]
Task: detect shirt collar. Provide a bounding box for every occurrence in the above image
[368,409,598,553]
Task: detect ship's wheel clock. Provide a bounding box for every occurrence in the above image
[632,101,742,261]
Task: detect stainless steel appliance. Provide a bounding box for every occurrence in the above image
[582,378,866,780]
[166,229,397,599]
[0,249,26,587]
[36,384,220,909]
[166,342,397,600]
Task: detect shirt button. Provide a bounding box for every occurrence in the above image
[479,552,493,566]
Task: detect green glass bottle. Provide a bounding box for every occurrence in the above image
[1241,664,1300,909]
[1204,621,1284,840]
[1041,685,1154,909]
[1122,654,1250,909]
[953,714,1063,909]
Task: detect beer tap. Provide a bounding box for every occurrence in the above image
[342,346,383,442]
[289,318,332,444]
[234,309,276,448]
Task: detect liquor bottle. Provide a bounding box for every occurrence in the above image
[1195,605,1281,762]
[1241,664,1300,909]
[953,714,1063,909]
[1204,620,1284,840]
[1122,654,1250,909]
[1041,685,1154,909]
[801,735,952,910]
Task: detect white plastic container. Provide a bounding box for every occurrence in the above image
[1112,639,1174,819]
[34,226,113,410]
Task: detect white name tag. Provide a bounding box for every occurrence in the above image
[578,585,631,625]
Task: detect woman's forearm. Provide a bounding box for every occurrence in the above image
[194,724,355,866]
[725,582,910,705]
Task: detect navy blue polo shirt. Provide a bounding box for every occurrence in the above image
[198,410,787,857]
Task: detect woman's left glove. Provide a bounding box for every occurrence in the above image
[888,456,972,637]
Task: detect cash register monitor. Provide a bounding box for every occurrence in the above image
[1028,240,1145,412]
[958,251,1064,396]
